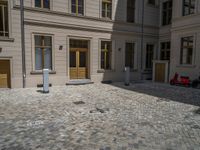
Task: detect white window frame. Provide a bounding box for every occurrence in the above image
[144,42,156,70]
[98,39,115,71]
[32,0,53,10]
[101,0,113,20]
[0,0,12,39]
[124,40,138,71]
[32,33,55,72]
[69,0,85,16]
[179,34,196,66]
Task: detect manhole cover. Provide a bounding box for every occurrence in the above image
[73,101,85,105]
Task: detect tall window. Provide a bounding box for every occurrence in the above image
[35,35,52,70]
[125,43,135,69]
[127,0,135,23]
[162,0,172,26]
[102,0,112,19]
[71,0,84,15]
[146,44,154,69]
[160,42,170,60]
[180,36,193,65]
[35,0,50,9]
[101,41,112,70]
[183,0,195,16]
[0,1,8,37]
[148,0,156,5]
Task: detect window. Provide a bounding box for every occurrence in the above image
[146,44,154,69]
[183,0,195,16]
[125,43,135,69]
[162,0,172,26]
[34,35,52,70]
[71,0,84,15]
[127,0,135,23]
[180,36,193,65]
[102,0,112,19]
[0,1,9,37]
[148,0,156,5]
[35,0,50,9]
[101,41,112,70]
[160,42,170,60]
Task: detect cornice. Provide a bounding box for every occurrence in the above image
[24,19,159,38]
[13,5,159,30]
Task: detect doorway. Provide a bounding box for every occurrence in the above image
[69,39,89,79]
[0,60,11,88]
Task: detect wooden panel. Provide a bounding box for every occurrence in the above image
[0,60,11,88]
[78,68,87,79]
[155,63,165,83]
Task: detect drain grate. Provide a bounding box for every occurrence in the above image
[73,101,85,105]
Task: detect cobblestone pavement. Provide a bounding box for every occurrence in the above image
[0,82,200,150]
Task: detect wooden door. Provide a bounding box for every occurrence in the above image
[70,48,88,79]
[155,63,165,82]
[0,60,11,88]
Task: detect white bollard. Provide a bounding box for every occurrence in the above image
[43,69,49,93]
[125,67,130,86]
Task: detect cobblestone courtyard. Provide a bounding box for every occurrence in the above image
[0,82,200,150]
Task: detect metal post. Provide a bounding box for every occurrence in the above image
[20,0,26,88]
[43,69,49,93]
[125,67,130,86]
[140,0,145,80]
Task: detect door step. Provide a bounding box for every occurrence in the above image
[66,79,94,85]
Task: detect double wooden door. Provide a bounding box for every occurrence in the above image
[70,48,88,79]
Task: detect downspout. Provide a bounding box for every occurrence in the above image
[140,0,145,80]
[20,0,26,88]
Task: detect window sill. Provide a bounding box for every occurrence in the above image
[146,4,158,8]
[122,69,138,72]
[0,37,14,42]
[176,65,196,68]
[30,70,56,75]
[97,69,115,73]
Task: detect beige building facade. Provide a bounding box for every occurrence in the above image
[0,0,199,88]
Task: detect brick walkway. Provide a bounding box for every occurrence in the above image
[0,82,200,150]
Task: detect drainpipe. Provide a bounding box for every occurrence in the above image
[20,0,26,88]
[140,0,145,80]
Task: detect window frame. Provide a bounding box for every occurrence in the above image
[0,0,9,38]
[34,0,51,9]
[145,44,154,69]
[127,0,136,23]
[182,0,195,16]
[148,0,156,6]
[101,0,112,19]
[160,42,171,61]
[162,0,172,26]
[32,33,54,72]
[99,40,112,70]
[125,42,135,70]
[71,0,85,16]
[180,36,194,65]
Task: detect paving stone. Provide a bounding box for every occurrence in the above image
[0,82,200,150]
